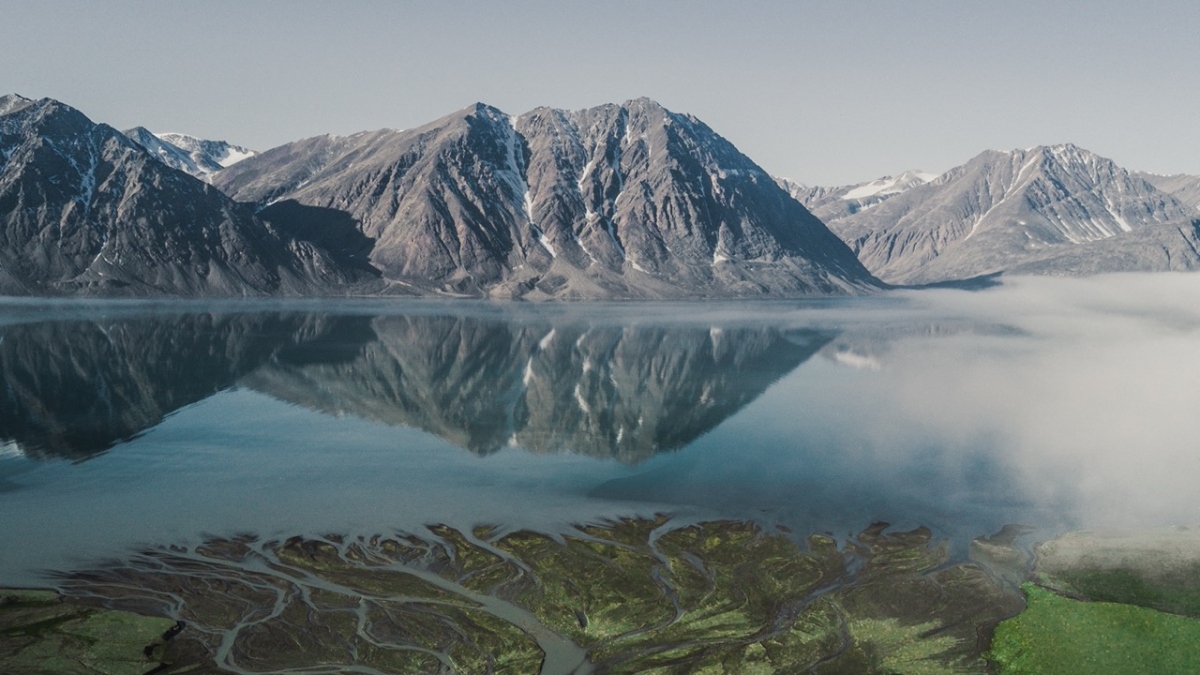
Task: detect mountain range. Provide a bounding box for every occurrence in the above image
[123,127,256,182]
[2,92,1199,296]
[0,94,878,298]
[778,169,938,225]
[0,94,371,296]
[793,144,1200,284]
[215,98,878,298]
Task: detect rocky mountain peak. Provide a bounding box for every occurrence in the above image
[821,143,1200,284]
[0,93,34,117]
[122,127,255,181]
[214,99,879,298]
[0,96,371,296]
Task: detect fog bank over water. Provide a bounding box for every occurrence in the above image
[842,273,1200,528]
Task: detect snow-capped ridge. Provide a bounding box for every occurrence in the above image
[842,169,938,200]
[0,94,34,117]
[213,97,878,298]
[822,142,1200,284]
[122,128,256,182]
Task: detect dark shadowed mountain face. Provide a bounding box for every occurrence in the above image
[215,99,880,299]
[817,144,1200,284]
[0,310,828,463]
[0,95,371,296]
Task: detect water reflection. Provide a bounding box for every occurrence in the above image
[0,314,319,460]
[0,311,830,462]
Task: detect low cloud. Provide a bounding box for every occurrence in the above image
[835,273,1200,528]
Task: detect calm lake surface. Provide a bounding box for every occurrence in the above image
[2,274,1200,586]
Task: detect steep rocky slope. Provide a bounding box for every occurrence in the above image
[818,144,1198,284]
[216,99,880,299]
[0,95,370,295]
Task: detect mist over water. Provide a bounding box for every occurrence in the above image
[1,274,1198,584]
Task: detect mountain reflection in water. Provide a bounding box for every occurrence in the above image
[0,310,830,462]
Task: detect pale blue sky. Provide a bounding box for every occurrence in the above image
[3,0,1198,184]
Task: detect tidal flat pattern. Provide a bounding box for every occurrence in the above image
[29,518,1028,675]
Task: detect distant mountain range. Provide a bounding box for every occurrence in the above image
[778,169,938,225]
[792,144,1200,284]
[2,92,1199,296]
[123,127,255,181]
[1135,172,1200,210]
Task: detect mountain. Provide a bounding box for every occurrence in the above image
[1005,219,1200,276]
[123,127,255,181]
[820,144,1200,284]
[215,99,881,299]
[1135,172,1200,210]
[0,94,372,296]
[778,169,938,224]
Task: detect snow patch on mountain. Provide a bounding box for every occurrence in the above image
[123,128,257,181]
[0,94,34,117]
[842,170,939,200]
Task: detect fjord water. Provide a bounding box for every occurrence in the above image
[2,275,1200,585]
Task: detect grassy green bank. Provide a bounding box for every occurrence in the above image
[988,583,1200,675]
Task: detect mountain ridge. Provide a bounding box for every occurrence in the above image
[810,143,1200,284]
[215,97,881,299]
[123,127,256,182]
[0,96,371,296]
[7,92,1200,295]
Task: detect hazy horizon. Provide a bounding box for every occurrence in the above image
[4,0,1199,185]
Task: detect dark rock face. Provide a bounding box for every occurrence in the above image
[216,99,880,298]
[0,96,371,296]
[817,144,1200,284]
